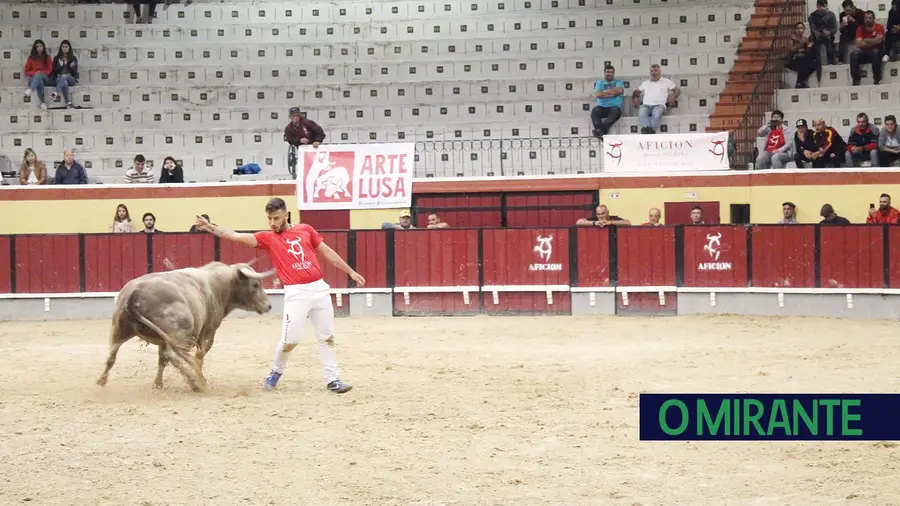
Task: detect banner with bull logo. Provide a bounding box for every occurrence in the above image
[296,143,415,210]
[602,132,730,173]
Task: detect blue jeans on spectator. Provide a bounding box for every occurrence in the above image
[639,104,666,132]
[845,148,880,167]
[55,75,75,104]
[28,72,50,104]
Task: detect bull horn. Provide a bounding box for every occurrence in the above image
[246,257,258,267]
[239,267,277,279]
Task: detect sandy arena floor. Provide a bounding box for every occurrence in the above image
[1,314,899,505]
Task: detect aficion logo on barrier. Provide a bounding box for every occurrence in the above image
[637,394,900,441]
[529,234,563,272]
[698,232,732,271]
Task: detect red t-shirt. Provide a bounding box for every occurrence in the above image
[856,23,885,48]
[253,224,325,285]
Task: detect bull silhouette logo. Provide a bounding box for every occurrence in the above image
[286,237,305,262]
[704,232,722,261]
[534,235,553,262]
[304,151,353,203]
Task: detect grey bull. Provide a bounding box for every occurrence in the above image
[96,261,276,392]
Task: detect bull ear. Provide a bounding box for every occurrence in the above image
[239,267,277,279]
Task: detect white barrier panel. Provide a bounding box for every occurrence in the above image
[296,142,415,210]
[602,132,730,173]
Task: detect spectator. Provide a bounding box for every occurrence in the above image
[426,213,449,229]
[850,10,885,86]
[779,202,799,224]
[382,210,415,230]
[54,149,88,184]
[793,119,819,167]
[109,204,134,233]
[820,203,851,224]
[845,112,880,167]
[140,212,161,233]
[125,154,154,183]
[689,206,705,225]
[785,22,817,88]
[886,0,900,63]
[284,107,325,148]
[839,0,866,63]
[189,214,211,232]
[809,0,839,64]
[879,114,900,166]
[133,1,158,24]
[24,39,53,110]
[812,118,847,167]
[756,110,792,169]
[158,156,184,183]
[642,207,663,226]
[632,64,679,134]
[866,193,900,224]
[576,205,631,227]
[18,148,47,185]
[590,65,624,139]
[47,40,78,109]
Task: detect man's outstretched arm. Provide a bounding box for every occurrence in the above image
[195,214,258,248]
[316,242,365,286]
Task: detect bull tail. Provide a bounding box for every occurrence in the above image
[131,311,199,371]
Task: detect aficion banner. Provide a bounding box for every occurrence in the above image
[603,132,731,173]
[295,143,416,210]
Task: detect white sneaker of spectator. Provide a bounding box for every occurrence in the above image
[24,89,31,97]
[884,55,891,63]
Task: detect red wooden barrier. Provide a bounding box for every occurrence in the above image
[482,228,571,314]
[751,226,815,288]
[0,236,10,294]
[84,234,149,292]
[299,211,350,231]
[682,226,748,287]
[819,226,884,288]
[15,235,80,293]
[617,227,676,286]
[576,228,611,287]
[414,195,502,228]
[151,233,215,272]
[506,194,593,227]
[393,229,479,314]
[889,227,900,288]
[354,230,388,288]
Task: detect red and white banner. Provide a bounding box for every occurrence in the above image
[602,132,730,173]
[296,143,415,210]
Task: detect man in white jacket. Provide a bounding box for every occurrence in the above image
[756,110,794,169]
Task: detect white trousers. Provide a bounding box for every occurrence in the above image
[271,280,338,383]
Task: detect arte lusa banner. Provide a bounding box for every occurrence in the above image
[603,132,730,173]
[295,143,415,210]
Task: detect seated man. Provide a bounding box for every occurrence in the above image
[756,110,792,169]
[845,112,880,167]
[879,114,900,166]
[866,193,900,224]
[793,119,820,168]
[426,213,449,229]
[590,65,624,138]
[632,64,679,134]
[811,118,847,167]
[576,205,631,227]
[284,107,325,148]
[849,10,885,85]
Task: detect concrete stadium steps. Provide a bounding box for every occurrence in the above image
[707,0,805,133]
[783,63,900,89]
[0,1,756,27]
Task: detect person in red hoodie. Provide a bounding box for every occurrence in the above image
[866,193,900,224]
[24,39,53,110]
[845,112,880,167]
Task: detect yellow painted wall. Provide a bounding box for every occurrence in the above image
[598,185,900,225]
[3,184,899,234]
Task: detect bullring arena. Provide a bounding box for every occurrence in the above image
[3,314,900,505]
[6,0,900,503]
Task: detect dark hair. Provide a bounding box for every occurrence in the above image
[134,154,145,163]
[816,0,826,7]
[114,203,131,223]
[887,115,897,123]
[691,205,703,212]
[865,9,875,16]
[28,39,49,61]
[265,198,287,213]
[857,112,869,121]
[162,156,177,167]
[604,65,615,71]
[783,202,796,209]
[881,193,891,200]
[841,0,854,8]
[142,212,156,221]
[55,39,73,59]
[771,110,784,118]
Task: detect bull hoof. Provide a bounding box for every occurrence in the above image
[153,381,163,389]
[96,376,108,387]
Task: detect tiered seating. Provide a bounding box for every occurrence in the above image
[0,0,753,181]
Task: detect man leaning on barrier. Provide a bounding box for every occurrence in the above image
[285,107,326,178]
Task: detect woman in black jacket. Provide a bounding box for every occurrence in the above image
[158,156,185,183]
[49,40,78,108]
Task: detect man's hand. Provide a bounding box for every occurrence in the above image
[312,141,320,148]
[869,207,877,217]
[350,271,366,287]
[300,138,310,144]
[195,214,213,232]
[853,146,864,153]
[893,25,900,34]
[803,150,815,158]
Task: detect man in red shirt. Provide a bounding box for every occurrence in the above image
[866,193,900,224]
[850,10,886,85]
[194,197,365,394]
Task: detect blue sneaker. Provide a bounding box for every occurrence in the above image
[326,379,352,393]
[264,370,282,390]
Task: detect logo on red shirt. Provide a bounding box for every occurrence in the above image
[254,225,325,285]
